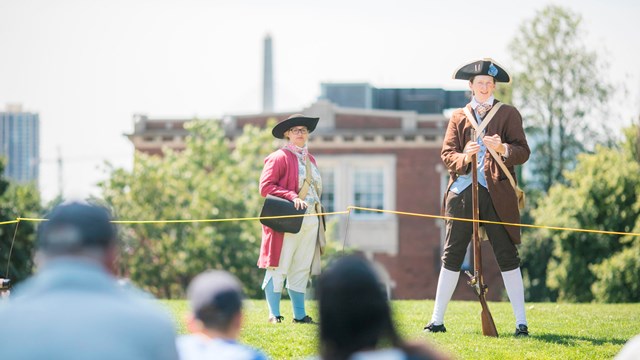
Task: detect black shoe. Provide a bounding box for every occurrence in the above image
[423,322,446,333]
[515,324,529,337]
[292,315,316,324]
[268,315,284,324]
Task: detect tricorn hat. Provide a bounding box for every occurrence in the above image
[272,114,319,139]
[452,58,511,83]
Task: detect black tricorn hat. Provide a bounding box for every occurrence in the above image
[452,58,511,83]
[272,114,319,139]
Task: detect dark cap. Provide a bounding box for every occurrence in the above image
[452,58,511,83]
[271,114,319,139]
[187,270,244,320]
[37,202,117,252]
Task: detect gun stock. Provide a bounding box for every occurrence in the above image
[480,297,499,337]
[470,152,499,337]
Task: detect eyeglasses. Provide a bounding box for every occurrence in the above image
[288,128,309,135]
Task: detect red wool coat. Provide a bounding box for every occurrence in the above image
[257,149,318,268]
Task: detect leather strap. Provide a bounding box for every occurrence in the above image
[463,103,518,192]
[297,157,313,199]
[463,103,502,139]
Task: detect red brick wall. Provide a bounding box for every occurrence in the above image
[236,116,270,129]
[417,121,442,129]
[335,114,402,129]
[236,114,294,129]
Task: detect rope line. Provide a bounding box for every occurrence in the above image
[346,206,640,237]
[1,206,639,237]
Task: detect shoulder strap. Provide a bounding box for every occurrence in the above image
[486,146,518,191]
[297,157,313,199]
[462,102,503,141]
[463,103,518,191]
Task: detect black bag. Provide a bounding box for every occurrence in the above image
[260,195,306,233]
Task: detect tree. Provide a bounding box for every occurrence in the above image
[0,158,41,284]
[508,5,613,192]
[590,127,640,302]
[532,127,640,302]
[100,119,278,299]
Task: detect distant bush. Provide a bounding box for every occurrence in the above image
[591,244,640,303]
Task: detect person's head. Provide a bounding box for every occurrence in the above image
[469,75,496,103]
[452,58,510,103]
[316,255,400,360]
[36,201,118,272]
[271,114,319,148]
[186,270,244,338]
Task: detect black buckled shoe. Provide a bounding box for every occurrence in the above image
[423,322,446,333]
[292,315,316,324]
[268,315,284,324]
[515,324,529,337]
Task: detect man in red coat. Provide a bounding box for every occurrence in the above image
[258,114,323,325]
[424,59,530,337]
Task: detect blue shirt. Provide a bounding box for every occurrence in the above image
[450,96,494,194]
[177,335,268,360]
[0,259,179,360]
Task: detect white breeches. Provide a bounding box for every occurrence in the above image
[262,213,318,293]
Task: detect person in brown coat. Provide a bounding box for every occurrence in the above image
[424,59,530,337]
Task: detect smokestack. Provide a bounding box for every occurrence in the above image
[263,34,274,112]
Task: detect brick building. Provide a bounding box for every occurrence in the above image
[126,99,506,300]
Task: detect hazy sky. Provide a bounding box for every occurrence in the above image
[1,0,639,202]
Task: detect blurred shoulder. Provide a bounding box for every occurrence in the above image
[449,108,466,124]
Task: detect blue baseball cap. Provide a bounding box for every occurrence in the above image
[37,202,117,252]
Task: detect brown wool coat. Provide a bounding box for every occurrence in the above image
[441,100,530,244]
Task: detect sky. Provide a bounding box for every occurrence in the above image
[1,0,639,202]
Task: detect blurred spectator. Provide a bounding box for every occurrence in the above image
[616,335,640,360]
[0,277,10,299]
[0,201,179,360]
[315,255,449,360]
[177,270,267,360]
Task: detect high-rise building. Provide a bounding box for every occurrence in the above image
[0,104,40,184]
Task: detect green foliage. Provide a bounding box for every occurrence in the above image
[591,244,640,303]
[509,5,613,192]
[520,228,556,302]
[532,132,640,302]
[163,299,640,360]
[493,83,512,106]
[100,119,279,299]
[0,158,41,283]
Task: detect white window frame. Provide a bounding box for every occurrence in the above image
[316,154,396,220]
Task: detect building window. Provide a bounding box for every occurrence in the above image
[319,168,335,213]
[314,154,395,219]
[353,169,384,215]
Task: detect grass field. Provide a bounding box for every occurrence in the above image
[163,299,640,359]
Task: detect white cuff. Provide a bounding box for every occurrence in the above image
[502,143,510,158]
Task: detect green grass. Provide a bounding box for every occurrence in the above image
[163,299,640,359]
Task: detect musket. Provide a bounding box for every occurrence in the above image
[465,129,499,337]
